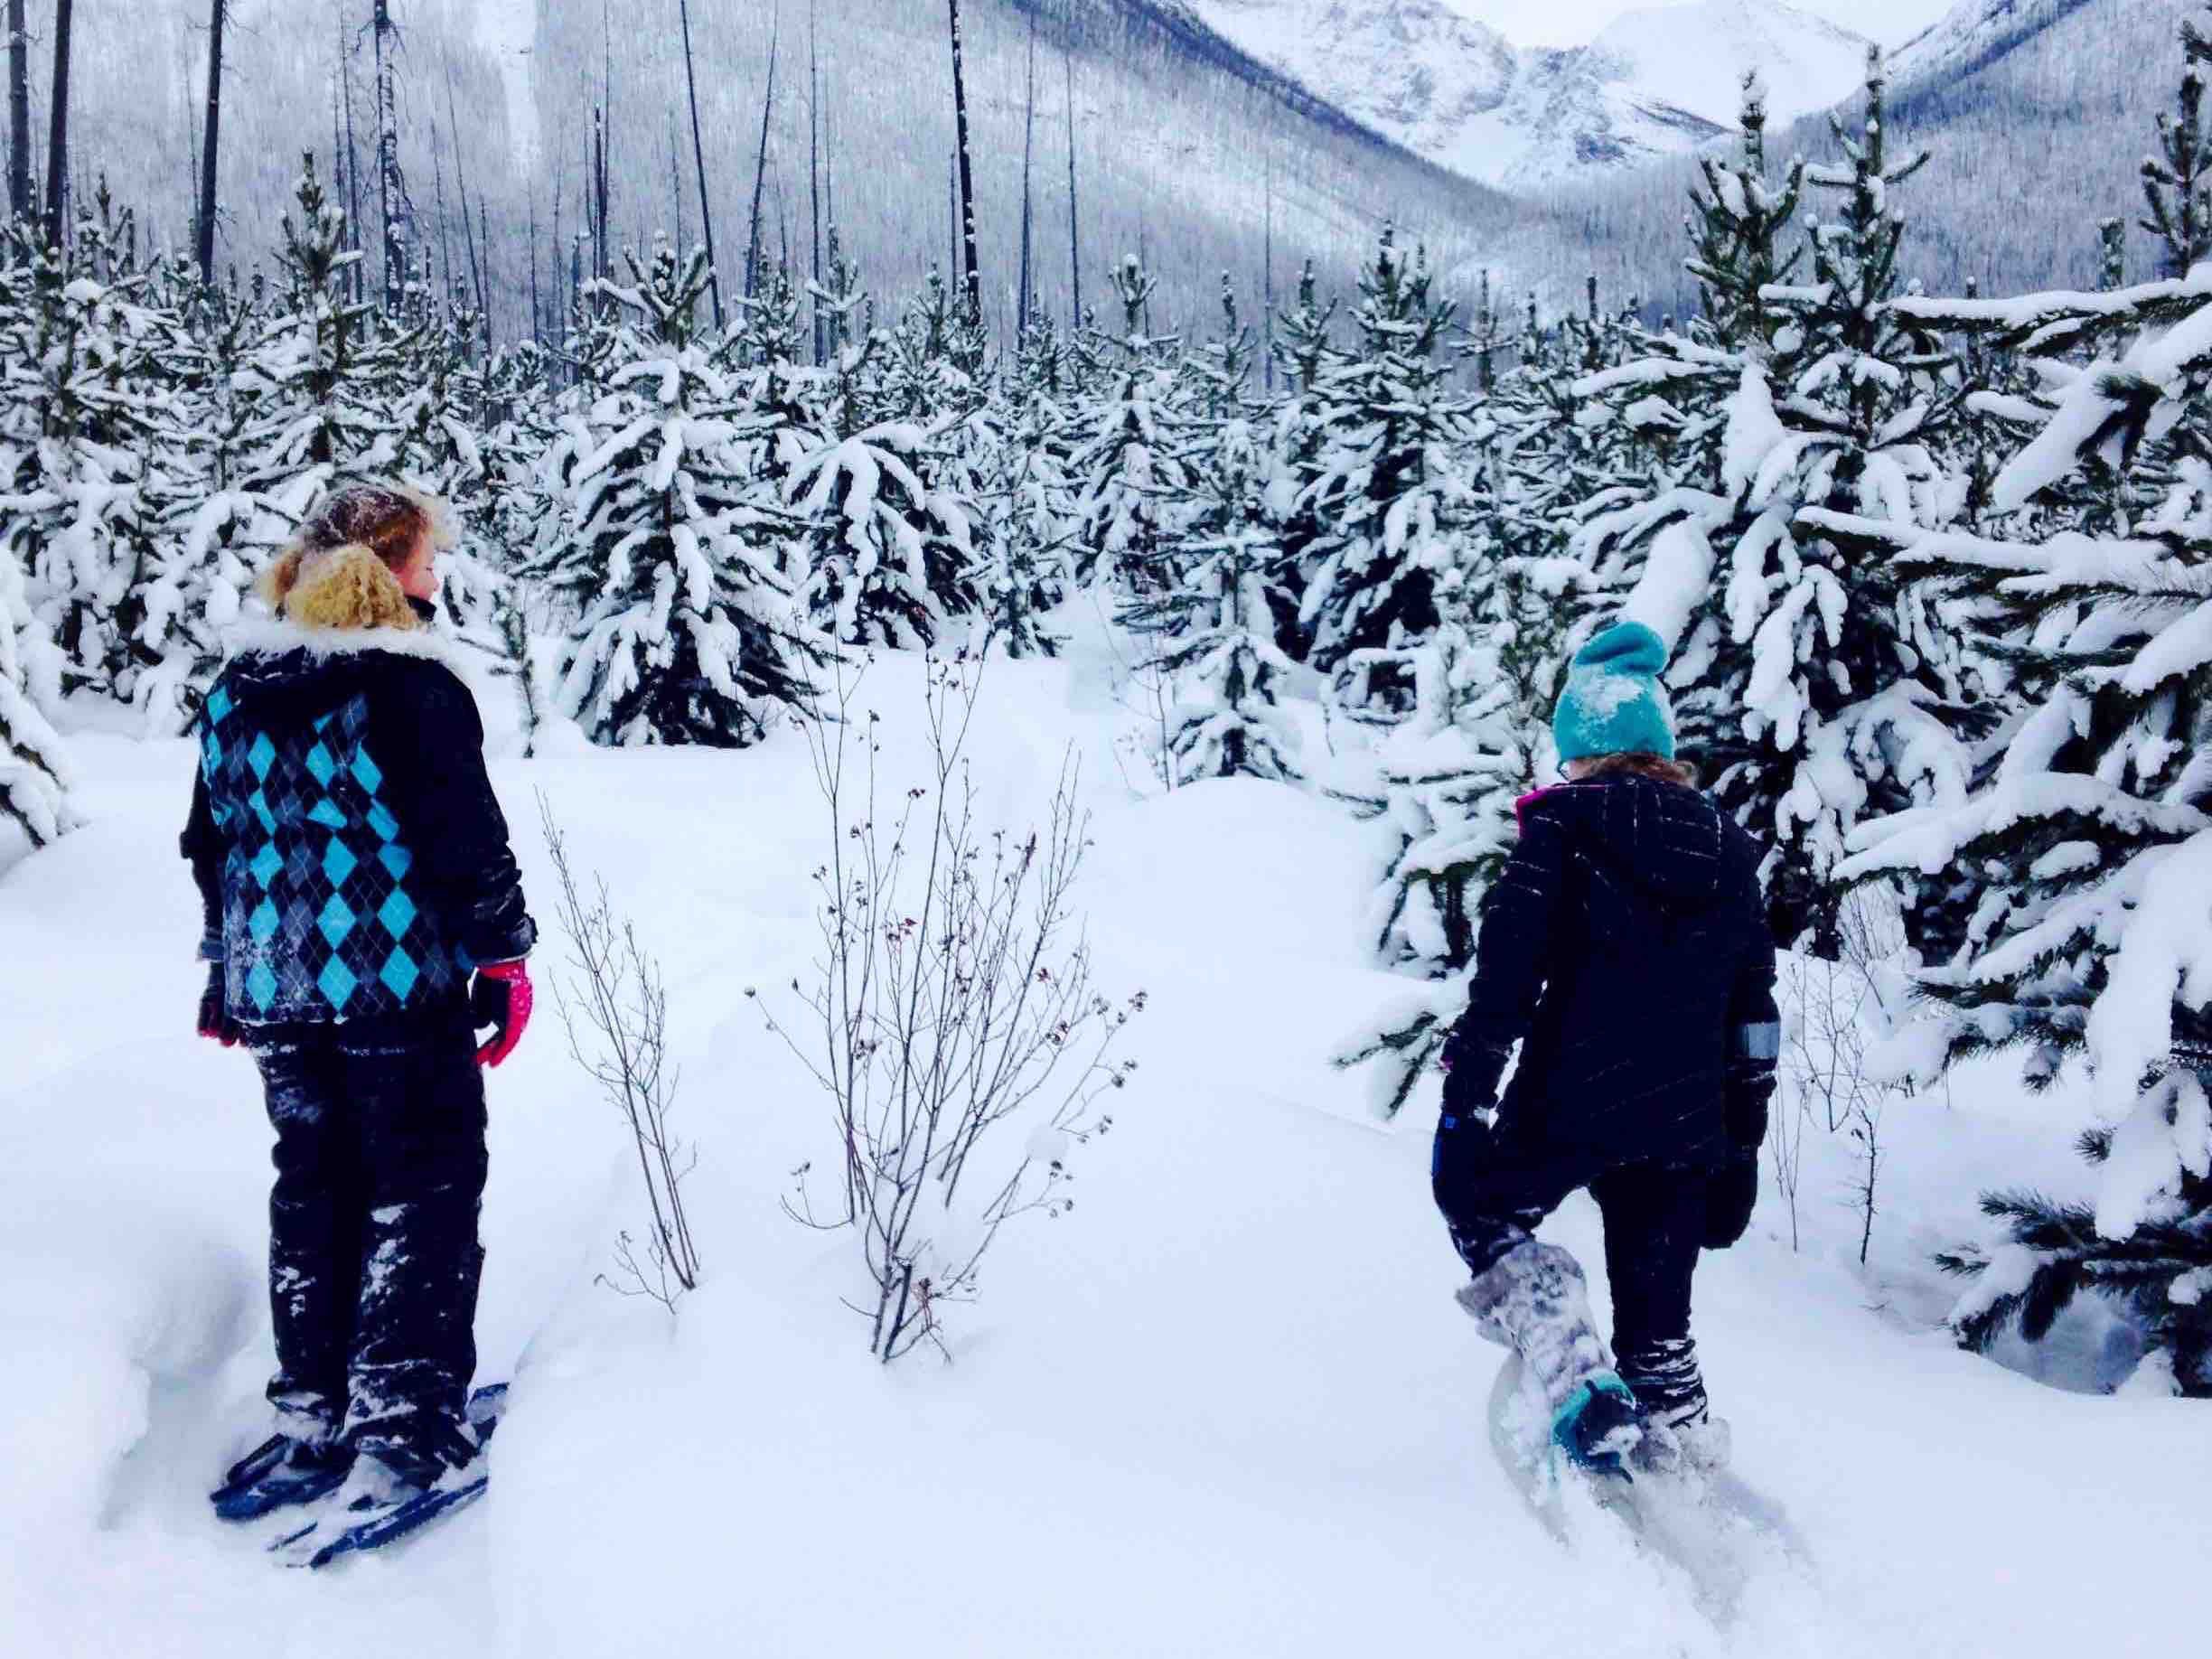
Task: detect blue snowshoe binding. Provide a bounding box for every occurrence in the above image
[1551,1372,1643,1477]
[210,1434,351,1523]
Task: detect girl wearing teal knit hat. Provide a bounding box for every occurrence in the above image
[1552,620,1682,773]
[1429,616,1781,1487]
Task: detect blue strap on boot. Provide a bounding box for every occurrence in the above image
[1551,1372,1643,1476]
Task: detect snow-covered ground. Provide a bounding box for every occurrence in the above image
[3,634,2204,1658]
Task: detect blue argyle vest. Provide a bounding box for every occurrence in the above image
[200,678,467,1024]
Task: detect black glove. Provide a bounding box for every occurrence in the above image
[1703,1154,1760,1250]
[1431,1094,1495,1210]
[197,961,242,1048]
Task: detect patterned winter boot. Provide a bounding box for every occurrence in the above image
[1621,1339,1730,1476]
[1458,1240,1643,1474]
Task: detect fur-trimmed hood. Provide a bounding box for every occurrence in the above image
[220,608,471,675]
[214,602,473,740]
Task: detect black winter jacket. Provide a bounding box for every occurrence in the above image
[1443,773,1779,1170]
[182,611,535,1029]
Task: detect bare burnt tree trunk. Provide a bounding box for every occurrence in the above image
[946,0,979,316]
[808,0,822,362]
[1262,141,1275,392]
[43,0,73,248]
[5,0,28,222]
[666,110,682,259]
[340,8,366,305]
[677,0,723,328]
[446,60,484,325]
[1017,11,1035,334]
[1064,34,1081,330]
[745,0,780,301]
[475,191,492,349]
[431,126,453,300]
[591,106,608,283]
[372,0,404,313]
[195,0,226,285]
[527,173,541,345]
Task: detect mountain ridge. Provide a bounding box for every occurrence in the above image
[1178,0,1873,192]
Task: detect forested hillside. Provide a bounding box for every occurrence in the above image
[1555,0,2179,315]
[5,0,1532,348]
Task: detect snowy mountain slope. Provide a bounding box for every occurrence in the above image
[1889,0,2104,87]
[1178,0,1870,192]
[1556,0,2182,314]
[5,634,2209,1657]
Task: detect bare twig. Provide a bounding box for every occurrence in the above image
[542,799,702,1313]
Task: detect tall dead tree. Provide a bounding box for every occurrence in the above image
[527,173,541,344]
[431,121,454,299]
[44,0,74,248]
[5,0,28,223]
[744,1,780,302]
[195,0,227,284]
[946,0,979,316]
[475,192,492,349]
[809,0,822,362]
[677,0,723,327]
[339,5,367,305]
[1064,33,1081,330]
[372,0,407,313]
[1262,142,1275,392]
[1017,12,1036,334]
[591,106,608,283]
[446,60,485,326]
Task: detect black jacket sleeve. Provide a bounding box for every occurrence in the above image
[181,760,226,962]
[1441,804,1570,1105]
[1724,883,1781,1152]
[375,660,537,966]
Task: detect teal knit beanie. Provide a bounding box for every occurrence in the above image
[1552,621,1677,764]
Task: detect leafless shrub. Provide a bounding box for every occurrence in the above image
[1779,886,1909,1263]
[754,654,1143,1363]
[541,799,702,1312]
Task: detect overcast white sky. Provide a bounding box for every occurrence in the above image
[1466,0,1960,49]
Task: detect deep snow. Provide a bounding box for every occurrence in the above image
[2,638,2206,1658]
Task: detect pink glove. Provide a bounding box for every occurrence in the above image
[471,961,534,1069]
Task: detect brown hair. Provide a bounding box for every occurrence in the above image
[258,483,453,632]
[1568,751,1701,788]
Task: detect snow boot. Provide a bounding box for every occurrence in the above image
[211,1432,351,1522]
[1457,1239,1642,1473]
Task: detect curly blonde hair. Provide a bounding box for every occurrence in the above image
[258,483,455,632]
[1567,751,1701,788]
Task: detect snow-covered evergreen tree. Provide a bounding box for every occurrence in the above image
[257,155,422,522]
[1124,283,1298,783]
[1290,227,1467,719]
[975,311,1073,659]
[1680,57,1975,952]
[1846,20,2212,1396]
[136,276,286,731]
[0,191,214,725]
[1068,256,1186,593]
[0,523,76,857]
[533,244,824,746]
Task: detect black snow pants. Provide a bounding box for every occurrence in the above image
[252,1016,488,1465]
[1436,1122,1711,1420]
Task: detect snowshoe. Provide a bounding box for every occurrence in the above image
[1488,1354,1809,1626]
[267,1383,509,1570]
[210,1433,351,1523]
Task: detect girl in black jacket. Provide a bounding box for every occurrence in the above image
[183,484,537,1526]
[1433,623,1779,1476]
